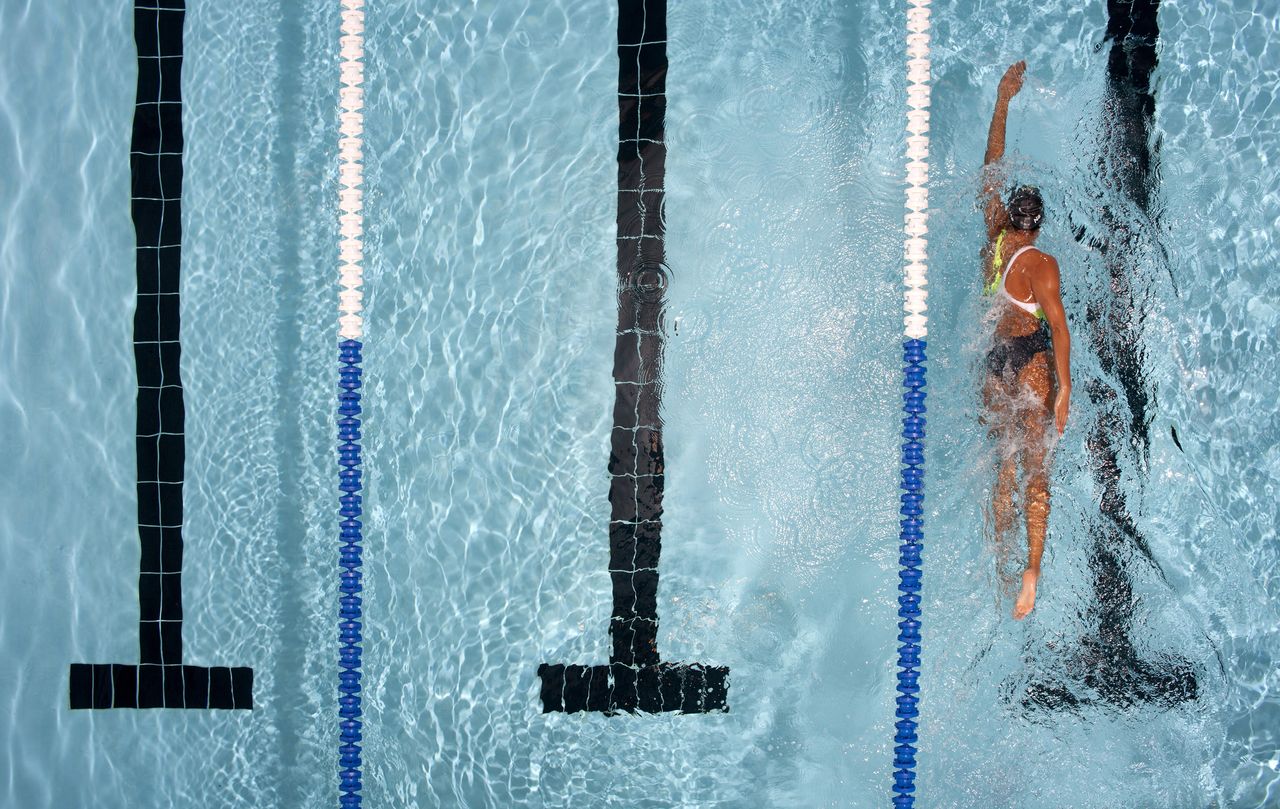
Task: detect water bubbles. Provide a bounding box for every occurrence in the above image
[630,262,669,303]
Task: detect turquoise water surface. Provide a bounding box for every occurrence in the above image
[1,1,1277,807]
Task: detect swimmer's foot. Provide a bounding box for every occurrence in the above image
[1013,568,1039,620]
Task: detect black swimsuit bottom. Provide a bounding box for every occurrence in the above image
[986,321,1052,379]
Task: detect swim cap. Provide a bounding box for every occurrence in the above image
[1007,185,1044,231]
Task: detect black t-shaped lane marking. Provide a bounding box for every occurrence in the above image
[69,0,252,710]
[537,0,730,714]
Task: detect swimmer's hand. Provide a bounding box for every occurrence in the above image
[998,60,1026,101]
[1054,386,1070,435]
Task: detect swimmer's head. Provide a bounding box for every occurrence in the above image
[1007,185,1044,231]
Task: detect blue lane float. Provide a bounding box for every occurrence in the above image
[334,0,366,804]
[896,0,931,803]
[337,339,364,808]
[893,339,926,808]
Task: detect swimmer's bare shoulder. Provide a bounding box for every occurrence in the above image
[1026,247,1059,274]
[1025,249,1060,291]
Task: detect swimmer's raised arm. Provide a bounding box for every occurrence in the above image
[981,61,1027,240]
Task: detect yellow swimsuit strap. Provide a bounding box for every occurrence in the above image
[984,230,1006,294]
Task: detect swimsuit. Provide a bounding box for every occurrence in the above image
[984,230,1046,319]
[984,230,1051,379]
[986,324,1051,378]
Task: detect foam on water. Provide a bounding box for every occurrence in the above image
[0,0,1276,806]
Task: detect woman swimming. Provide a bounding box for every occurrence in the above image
[980,61,1071,620]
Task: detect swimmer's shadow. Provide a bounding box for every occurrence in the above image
[999,639,1199,716]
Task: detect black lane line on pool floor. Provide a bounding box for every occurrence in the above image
[69,0,252,710]
[537,0,729,715]
[1020,0,1199,712]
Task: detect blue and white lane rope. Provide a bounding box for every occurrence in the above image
[336,1,365,807]
[894,1,930,807]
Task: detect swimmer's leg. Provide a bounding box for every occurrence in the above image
[994,450,1017,586]
[1015,447,1048,620]
[1014,353,1054,620]
[984,376,1018,594]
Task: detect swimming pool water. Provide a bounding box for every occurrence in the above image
[1,0,1277,807]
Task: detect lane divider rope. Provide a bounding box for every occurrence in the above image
[336,1,366,807]
[894,0,930,807]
